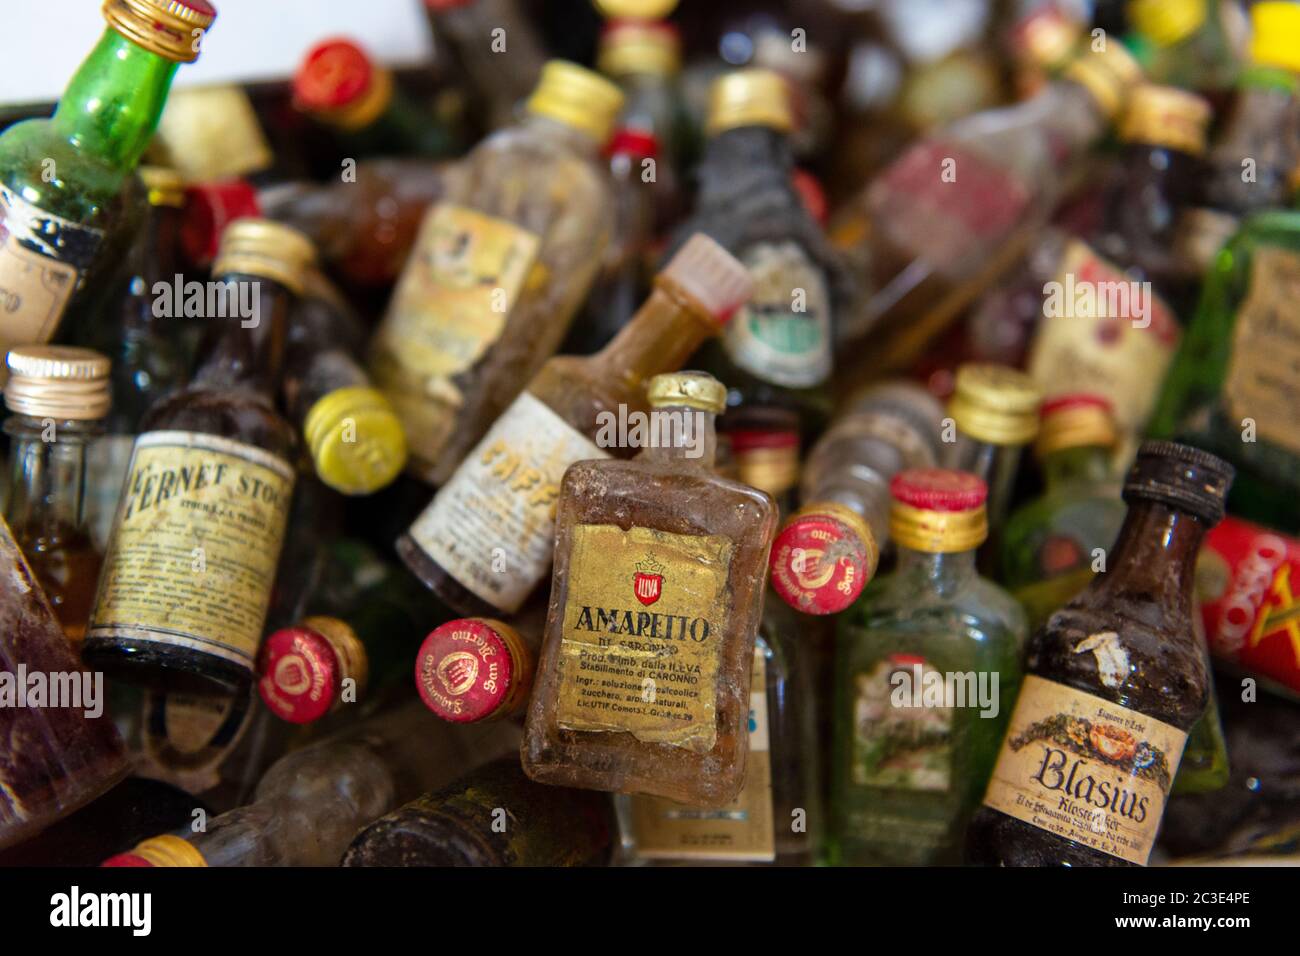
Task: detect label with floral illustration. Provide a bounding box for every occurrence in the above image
[851,654,953,792]
[724,240,831,388]
[410,391,609,613]
[370,202,541,467]
[1222,246,1300,455]
[626,648,775,861]
[981,674,1187,865]
[554,524,733,753]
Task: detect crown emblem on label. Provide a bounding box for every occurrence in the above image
[633,554,665,606]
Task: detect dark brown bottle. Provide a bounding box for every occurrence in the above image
[83,219,314,697]
[967,441,1233,866]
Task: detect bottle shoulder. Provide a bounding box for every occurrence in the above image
[848,566,1025,639]
[1,123,120,221]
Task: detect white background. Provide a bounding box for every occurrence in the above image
[0,0,436,106]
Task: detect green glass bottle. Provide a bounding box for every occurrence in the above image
[0,0,215,363]
[829,469,1025,866]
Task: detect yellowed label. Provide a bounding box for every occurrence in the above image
[1223,245,1300,454]
[626,648,775,860]
[151,86,274,181]
[981,674,1187,865]
[371,203,541,467]
[555,524,734,753]
[89,431,295,668]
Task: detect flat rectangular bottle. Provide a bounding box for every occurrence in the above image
[522,372,778,806]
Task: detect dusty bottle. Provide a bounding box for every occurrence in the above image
[369,61,624,483]
[0,0,215,364]
[83,219,314,696]
[522,371,778,805]
[398,233,752,618]
[343,757,612,867]
[3,347,112,644]
[968,441,1233,866]
[414,616,536,724]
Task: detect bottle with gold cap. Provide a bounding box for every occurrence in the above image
[84,218,313,696]
[834,39,1144,373]
[674,68,848,429]
[370,60,625,485]
[523,371,778,806]
[946,363,1042,569]
[399,233,752,618]
[414,616,536,724]
[292,38,457,159]
[1000,395,1126,627]
[0,0,216,361]
[1128,0,1244,94]
[829,469,1026,866]
[3,346,112,643]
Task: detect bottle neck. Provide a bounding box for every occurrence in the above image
[636,405,718,469]
[51,29,181,174]
[697,125,794,204]
[126,202,183,334]
[520,112,603,158]
[894,545,979,597]
[592,278,721,394]
[1089,499,1207,616]
[192,273,293,395]
[3,416,99,536]
[1043,444,1114,489]
[953,434,1025,531]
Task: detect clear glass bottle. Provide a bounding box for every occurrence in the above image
[0,0,214,362]
[3,347,111,645]
[398,233,751,618]
[829,468,1026,866]
[522,372,778,806]
[968,441,1233,866]
[369,61,624,484]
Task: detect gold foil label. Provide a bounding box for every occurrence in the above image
[981,674,1187,865]
[89,431,295,668]
[1223,245,1300,454]
[555,524,733,752]
[626,648,776,860]
[371,203,541,468]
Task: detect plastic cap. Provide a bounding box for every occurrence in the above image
[415,618,533,723]
[304,387,407,495]
[526,61,625,143]
[1250,2,1300,73]
[294,39,374,111]
[1129,0,1207,47]
[182,179,262,265]
[660,233,754,322]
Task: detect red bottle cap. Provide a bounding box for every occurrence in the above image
[1039,393,1113,418]
[606,128,660,160]
[182,179,262,265]
[728,429,799,453]
[769,502,879,616]
[100,853,153,867]
[890,468,987,512]
[415,618,533,723]
[294,39,375,111]
[257,618,364,725]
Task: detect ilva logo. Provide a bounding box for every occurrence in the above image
[633,554,665,606]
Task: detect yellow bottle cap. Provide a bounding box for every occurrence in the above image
[526,60,625,143]
[212,218,316,296]
[707,68,794,134]
[1249,2,1300,73]
[647,371,727,413]
[5,346,112,421]
[1119,84,1212,155]
[139,165,186,208]
[304,386,408,495]
[1063,39,1144,119]
[103,0,217,63]
[593,0,679,19]
[1128,0,1207,47]
[598,19,682,77]
[948,363,1042,446]
[108,834,207,867]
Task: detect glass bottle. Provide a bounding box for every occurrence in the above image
[0,0,215,362]
[1006,4,1084,101]
[413,617,536,724]
[291,38,457,159]
[1127,0,1243,95]
[84,219,314,697]
[522,372,778,805]
[967,441,1234,866]
[0,516,128,850]
[833,41,1143,372]
[103,700,522,867]
[946,363,1041,570]
[398,233,752,618]
[3,347,111,644]
[283,267,407,496]
[79,166,190,551]
[678,69,845,428]
[1000,394,1126,629]
[769,380,946,615]
[342,757,613,867]
[369,61,624,484]
[829,469,1026,866]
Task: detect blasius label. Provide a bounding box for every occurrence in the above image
[980,675,1187,865]
[555,524,734,753]
[89,432,295,668]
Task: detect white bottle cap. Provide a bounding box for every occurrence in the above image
[660,233,754,323]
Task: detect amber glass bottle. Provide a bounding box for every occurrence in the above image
[523,372,778,806]
[84,220,315,696]
[967,441,1233,866]
[3,347,112,645]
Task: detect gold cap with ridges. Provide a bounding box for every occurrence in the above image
[1035,394,1118,458]
[212,218,316,296]
[1063,39,1144,119]
[1119,84,1211,155]
[598,19,681,77]
[647,371,727,413]
[102,0,217,63]
[139,166,186,208]
[659,233,754,322]
[526,61,624,143]
[948,363,1042,446]
[5,346,112,421]
[707,69,794,134]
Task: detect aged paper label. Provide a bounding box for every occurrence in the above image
[555,524,733,753]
